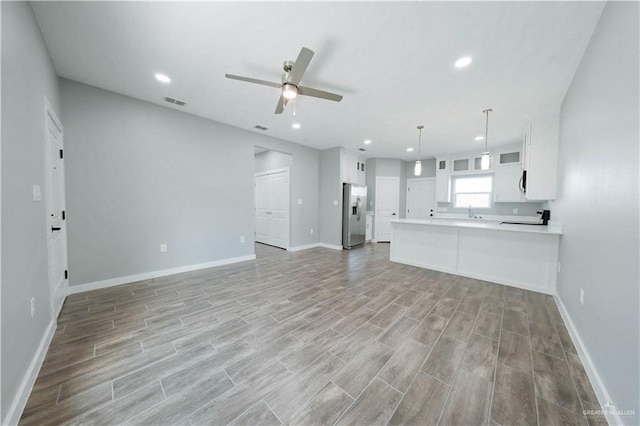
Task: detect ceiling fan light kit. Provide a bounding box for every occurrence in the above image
[481,108,493,170]
[282,83,298,100]
[225,47,343,114]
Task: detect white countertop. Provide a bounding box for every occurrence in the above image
[391,218,563,235]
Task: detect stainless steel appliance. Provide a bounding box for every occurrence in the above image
[343,183,367,249]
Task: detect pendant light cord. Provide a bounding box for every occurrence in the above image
[417,125,424,157]
[483,109,492,152]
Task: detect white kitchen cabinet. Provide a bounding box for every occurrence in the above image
[451,153,492,174]
[435,157,451,202]
[453,158,470,172]
[494,164,524,202]
[341,149,363,184]
[472,155,484,171]
[357,159,366,185]
[523,116,559,201]
[493,146,524,202]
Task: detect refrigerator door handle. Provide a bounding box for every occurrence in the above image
[356,197,362,221]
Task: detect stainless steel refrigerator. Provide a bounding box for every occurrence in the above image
[342,183,367,249]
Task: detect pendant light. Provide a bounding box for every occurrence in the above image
[480,108,493,170]
[415,125,424,176]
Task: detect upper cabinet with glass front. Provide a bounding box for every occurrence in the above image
[493,145,524,202]
[450,153,492,174]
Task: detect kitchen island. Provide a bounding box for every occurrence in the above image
[390,219,562,294]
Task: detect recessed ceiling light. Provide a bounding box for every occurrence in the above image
[455,57,472,68]
[475,136,484,141]
[406,148,414,152]
[155,73,171,83]
[292,123,301,129]
[364,140,372,145]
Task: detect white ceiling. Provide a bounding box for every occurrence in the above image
[32,1,605,160]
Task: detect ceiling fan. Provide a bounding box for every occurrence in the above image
[225,47,343,114]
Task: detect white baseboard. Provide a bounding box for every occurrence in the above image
[68,254,256,295]
[317,243,343,251]
[4,320,56,426]
[288,243,321,252]
[554,295,622,426]
[288,243,344,251]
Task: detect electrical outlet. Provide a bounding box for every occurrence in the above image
[310,228,314,234]
[160,244,167,253]
[298,199,303,205]
[240,236,245,243]
[580,288,584,305]
[513,208,518,214]
[30,297,35,318]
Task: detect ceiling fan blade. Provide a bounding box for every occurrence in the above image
[274,96,289,114]
[225,74,281,89]
[287,47,314,86]
[298,86,343,102]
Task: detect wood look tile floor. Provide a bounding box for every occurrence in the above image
[21,243,606,426]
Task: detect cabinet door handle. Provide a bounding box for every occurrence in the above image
[51,227,62,232]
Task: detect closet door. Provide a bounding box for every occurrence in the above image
[254,169,290,248]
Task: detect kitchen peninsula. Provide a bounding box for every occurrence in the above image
[390,219,562,294]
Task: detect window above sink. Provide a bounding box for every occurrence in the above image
[453,174,493,208]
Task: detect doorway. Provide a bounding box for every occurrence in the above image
[374,176,400,242]
[255,168,291,249]
[44,99,69,318]
[406,178,436,219]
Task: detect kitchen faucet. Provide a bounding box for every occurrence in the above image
[468,205,474,218]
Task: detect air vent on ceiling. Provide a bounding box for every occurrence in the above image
[164,97,186,107]
[358,148,367,152]
[254,125,268,131]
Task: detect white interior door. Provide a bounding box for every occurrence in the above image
[254,169,290,249]
[375,176,400,242]
[407,178,436,219]
[44,100,68,317]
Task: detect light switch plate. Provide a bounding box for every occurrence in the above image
[333,200,338,206]
[298,199,302,205]
[32,184,42,201]
[240,236,245,243]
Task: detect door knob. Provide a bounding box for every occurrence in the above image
[51,227,62,232]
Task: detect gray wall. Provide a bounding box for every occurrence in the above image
[550,2,639,422]
[1,2,61,422]
[61,79,320,286]
[319,147,342,246]
[254,150,292,174]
